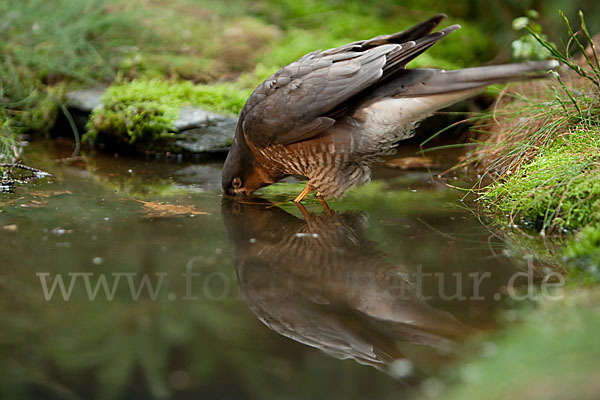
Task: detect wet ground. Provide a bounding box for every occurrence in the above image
[0,139,537,399]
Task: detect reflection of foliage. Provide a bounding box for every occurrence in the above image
[442,289,600,400]
[564,225,600,282]
[3,145,441,399]
[258,177,464,215]
[2,139,536,398]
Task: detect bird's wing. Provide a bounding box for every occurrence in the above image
[240,18,459,147]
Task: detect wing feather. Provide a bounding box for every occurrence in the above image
[240,15,458,147]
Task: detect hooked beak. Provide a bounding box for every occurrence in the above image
[224,187,252,197]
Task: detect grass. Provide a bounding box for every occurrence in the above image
[81,0,496,153]
[0,0,149,161]
[467,10,600,286]
[2,1,598,161]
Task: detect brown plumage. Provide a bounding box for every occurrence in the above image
[222,14,558,201]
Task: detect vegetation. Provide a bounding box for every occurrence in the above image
[0,0,143,160]
[564,225,600,281]
[470,11,600,273]
[483,129,600,233]
[440,12,600,400]
[2,0,598,158]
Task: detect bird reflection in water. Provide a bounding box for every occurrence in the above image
[221,198,468,372]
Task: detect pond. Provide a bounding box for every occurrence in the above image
[0,139,538,399]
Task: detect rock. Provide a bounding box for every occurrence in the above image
[174,106,237,132]
[65,88,105,112]
[63,89,237,155]
[173,118,237,154]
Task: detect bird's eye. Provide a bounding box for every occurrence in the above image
[232,177,242,189]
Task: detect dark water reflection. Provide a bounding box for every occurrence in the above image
[0,140,535,399]
[223,198,467,372]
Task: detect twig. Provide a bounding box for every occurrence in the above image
[0,163,50,175]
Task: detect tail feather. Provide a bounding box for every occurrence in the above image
[365,60,559,100]
[419,60,560,94]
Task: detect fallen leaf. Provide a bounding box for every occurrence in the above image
[29,190,72,198]
[0,197,24,207]
[22,199,48,208]
[2,224,18,232]
[385,156,438,170]
[133,199,211,218]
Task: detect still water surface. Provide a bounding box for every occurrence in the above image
[0,140,532,399]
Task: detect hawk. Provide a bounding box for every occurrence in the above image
[222,14,557,202]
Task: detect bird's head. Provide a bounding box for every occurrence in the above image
[222,133,272,196]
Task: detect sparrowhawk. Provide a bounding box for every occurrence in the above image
[222,14,557,202]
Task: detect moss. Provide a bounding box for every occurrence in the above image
[85,79,250,152]
[474,11,600,236]
[483,129,600,232]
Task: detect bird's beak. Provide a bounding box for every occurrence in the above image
[224,187,251,197]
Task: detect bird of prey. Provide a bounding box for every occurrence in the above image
[222,14,558,202]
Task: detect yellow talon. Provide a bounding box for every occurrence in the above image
[293,183,311,203]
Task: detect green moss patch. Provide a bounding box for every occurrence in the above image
[483,129,600,232]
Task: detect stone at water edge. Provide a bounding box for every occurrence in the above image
[172,106,238,154]
[65,88,106,113]
[64,89,237,154]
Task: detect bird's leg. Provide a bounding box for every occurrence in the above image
[293,183,311,203]
[316,192,333,215]
[296,200,320,232]
[295,202,312,220]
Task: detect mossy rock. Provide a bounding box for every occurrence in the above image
[83,79,248,154]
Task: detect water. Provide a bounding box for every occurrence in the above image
[0,139,532,399]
